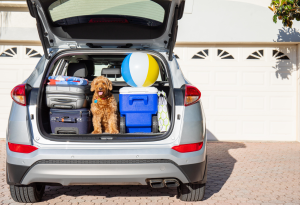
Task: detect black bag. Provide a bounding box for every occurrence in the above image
[50,108,92,134]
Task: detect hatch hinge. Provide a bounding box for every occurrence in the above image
[68,43,78,49]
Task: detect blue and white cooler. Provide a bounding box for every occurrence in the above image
[119,87,158,133]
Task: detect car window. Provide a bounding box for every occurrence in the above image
[49,0,165,27]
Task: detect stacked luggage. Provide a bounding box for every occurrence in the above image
[47,62,93,135]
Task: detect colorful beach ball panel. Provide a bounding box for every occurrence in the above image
[121,53,159,87]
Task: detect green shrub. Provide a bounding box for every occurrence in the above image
[269,0,300,28]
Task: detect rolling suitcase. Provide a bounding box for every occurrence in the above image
[49,108,92,134]
[46,84,91,109]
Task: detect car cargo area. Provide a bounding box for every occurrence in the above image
[37,51,174,142]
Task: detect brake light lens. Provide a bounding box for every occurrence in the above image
[172,142,203,153]
[11,84,26,106]
[8,142,38,153]
[89,18,129,23]
[184,85,201,106]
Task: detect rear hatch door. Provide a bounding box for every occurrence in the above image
[27,0,185,59]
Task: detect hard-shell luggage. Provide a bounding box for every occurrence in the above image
[49,108,92,134]
[46,84,91,109]
[119,87,158,133]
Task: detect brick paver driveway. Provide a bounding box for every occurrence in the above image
[1,140,299,205]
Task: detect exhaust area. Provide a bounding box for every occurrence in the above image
[164,179,180,188]
[149,179,164,188]
[149,178,180,188]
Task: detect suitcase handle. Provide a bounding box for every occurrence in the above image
[129,95,148,105]
[60,117,76,123]
[53,104,73,109]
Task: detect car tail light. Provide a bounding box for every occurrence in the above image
[172,142,203,153]
[8,142,38,153]
[11,84,26,106]
[184,85,201,106]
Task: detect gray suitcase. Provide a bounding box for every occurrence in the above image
[46,85,92,109]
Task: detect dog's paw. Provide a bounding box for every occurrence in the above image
[110,130,119,134]
[92,130,102,134]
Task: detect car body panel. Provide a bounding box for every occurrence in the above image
[180,102,205,145]
[7,102,31,145]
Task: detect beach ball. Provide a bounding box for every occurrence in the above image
[121,53,159,87]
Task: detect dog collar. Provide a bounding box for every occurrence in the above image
[94,96,108,103]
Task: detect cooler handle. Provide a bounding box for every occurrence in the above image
[128,95,148,105]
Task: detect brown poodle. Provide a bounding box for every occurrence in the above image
[90,76,119,134]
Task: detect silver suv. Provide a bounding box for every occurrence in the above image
[6,0,207,203]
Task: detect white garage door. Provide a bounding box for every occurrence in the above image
[174,46,297,141]
[0,45,43,138]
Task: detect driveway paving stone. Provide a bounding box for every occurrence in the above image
[1,140,300,205]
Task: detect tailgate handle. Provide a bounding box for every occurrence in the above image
[129,95,148,105]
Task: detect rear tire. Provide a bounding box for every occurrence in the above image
[10,183,45,203]
[120,116,126,134]
[152,115,158,133]
[178,183,205,201]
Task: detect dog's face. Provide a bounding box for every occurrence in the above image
[91,76,113,98]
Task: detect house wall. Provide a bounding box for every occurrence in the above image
[0,0,300,141]
[177,0,300,43]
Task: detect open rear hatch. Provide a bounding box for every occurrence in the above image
[26,0,185,60]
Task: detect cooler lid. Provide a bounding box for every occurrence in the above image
[120,87,158,94]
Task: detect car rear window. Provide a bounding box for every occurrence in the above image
[49,0,166,27]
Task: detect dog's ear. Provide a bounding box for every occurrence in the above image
[107,79,113,91]
[91,80,95,92]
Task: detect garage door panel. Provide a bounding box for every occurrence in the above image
[242,72,266,85]
[215,96,238,110]
[188,71,211,85]
[242,121,265,135]
[215,72,238,85]
[0,46,42,138]
[206,116,295,141]
[242,96,265,110]
[181,46,297,141]
[270,121,294,135]
[269,97,294,111]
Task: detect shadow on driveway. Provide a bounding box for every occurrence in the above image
[203,142,246,200]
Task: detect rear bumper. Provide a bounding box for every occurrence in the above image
[6,138,207,185]
[7,159,207,186]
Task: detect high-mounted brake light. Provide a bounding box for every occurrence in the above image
[8,142,38,154]
[89,18,129,24]
[184,85,201,106]
[11,84,26,106]
[172,142,203,153]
